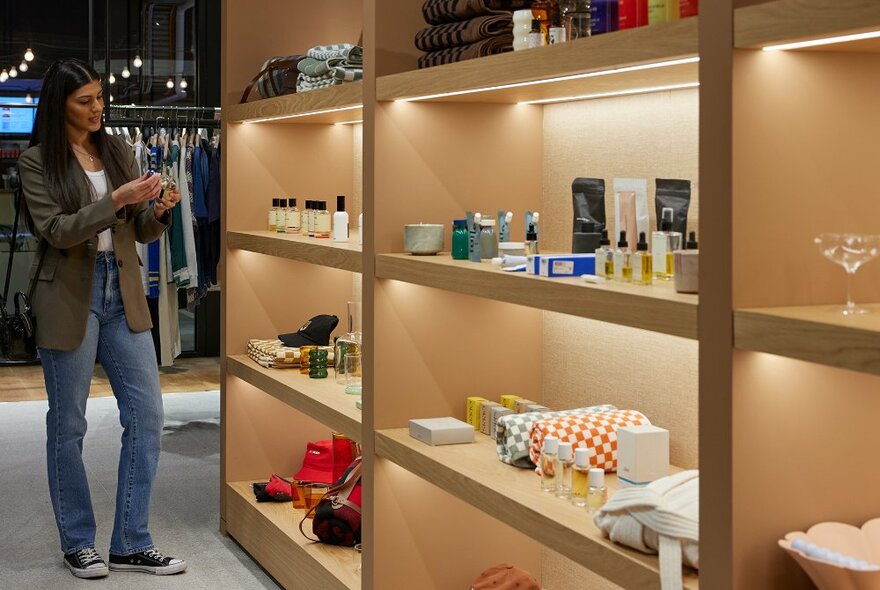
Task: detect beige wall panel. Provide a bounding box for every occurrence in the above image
[732,351,880,589]
[543,313,699,469]
[542,89,700,254]
[222,0,362,106]
[543,551,623,590]
[225,124,356,233]
[225,377,335,483]
[373,281,542,429]
[373,101,543,254]
[373,0,425,76]
[733,50,880,308]
[373,458,542,588]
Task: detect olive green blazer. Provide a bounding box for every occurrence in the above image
[18,136,168,351]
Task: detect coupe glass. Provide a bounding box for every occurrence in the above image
[814,233,880,316]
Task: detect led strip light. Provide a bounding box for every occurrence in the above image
[518,81,700,105]
[394,56,700,102]
[242,104,362,124]
[335,119,364,126]
[762,29,880,51]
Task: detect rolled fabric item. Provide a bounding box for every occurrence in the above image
[423,0,531,25]
[416,14,513,52]
[418,34,514,69]
[306,44,364,63]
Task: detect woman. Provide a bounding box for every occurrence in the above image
[19,59,186,578]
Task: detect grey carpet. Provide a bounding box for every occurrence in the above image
[0,391,281,589]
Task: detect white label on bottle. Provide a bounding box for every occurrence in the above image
[613,251,624,279]
[552,260,574,275]
[286,210,301,231]
[549,27,566,44]
[652,231,667,274]
[594,250,605,277]
[633,254,643,279]
[528,32,543,49]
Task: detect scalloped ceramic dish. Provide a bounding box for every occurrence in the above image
[779,518,880,590]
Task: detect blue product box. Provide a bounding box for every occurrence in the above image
[538,254,596,277]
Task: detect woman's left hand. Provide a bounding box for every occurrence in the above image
[153,188,180,219]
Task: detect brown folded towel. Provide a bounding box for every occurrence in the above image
[417,34,514,69]
[416,15,513,52]
[423,0,531,25]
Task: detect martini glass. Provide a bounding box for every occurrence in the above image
[814,233,880,316]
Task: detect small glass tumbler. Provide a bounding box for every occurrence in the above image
[344,353,362,395]
[352,543,363,574]
[304,483,329,516]
[291,480,308,511]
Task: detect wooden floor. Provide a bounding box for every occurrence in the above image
[0,357,221,403]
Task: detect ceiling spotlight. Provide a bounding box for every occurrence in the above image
[132,55,142,68]
[24,48,34,62]
[166,77,174,89]
[9,67,17,78]
[179,78,188,89]
[108,72,116,84]
[121,66,130,79]
[19,61,28,73]
[109,95,114,103]
[0,70,7,83]
[25,94,33,103]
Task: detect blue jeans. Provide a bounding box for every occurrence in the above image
[40,252,163,556]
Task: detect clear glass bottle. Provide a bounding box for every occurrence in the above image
[268,198,279,232]
[613,230,632,282]
[587,468,608,512]
[528,18,544,48]
[286,198,301,234]
[549,12,567,44]
[632,231,653,285]
[566,0,592,40]
[315,201,332,238]
[652,207,682,280]
[276,198,288,233]
[479,218,498,260]
[303,200,313,236]
[570,448,590,507]
[540,436,559,493]
[556,442,574,498]
[452,219,469,260]
[594,229,612,278]
[335,301,363,385]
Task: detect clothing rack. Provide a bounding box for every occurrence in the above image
[104,105,222,129]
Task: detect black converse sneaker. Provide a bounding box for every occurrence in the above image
[64,546,109,578]
[109,548,187,575]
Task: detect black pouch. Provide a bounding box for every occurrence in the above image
[572,178,606,233]
[655,179,691,235]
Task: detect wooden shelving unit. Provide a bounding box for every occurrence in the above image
[376,18,698,104]
[734,305,880,377]
[227,355,362,443]
[376,429,697,590]
[376,253,697,339]
[225,481,360,590]
[226,82,363,124]
[228,230,362,272]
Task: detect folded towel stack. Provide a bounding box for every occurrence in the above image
[247,339,302,369]
[296,44,364,93]
[417,0,532,69]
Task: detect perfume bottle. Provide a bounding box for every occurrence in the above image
[525,223,539,255]
[613,230,632,282]
[304,200,313,237]
[556,442,574,499]
[333,195,349,242]
[540,436,559,493]
[479,218,498,260]
[315,201,332,238]
[549,12,567,44]
[269,198,279,232]
[652,207,682,280]
[566,0,592,40]
[594,229,612,278]
[286,198,301,234]
[570,448,590,507]
[452,219,469,260]
[335,301,363,385]
[276,199,288,233]
[531,0,556,43]
[528,18,544,48]
[587,468,608,512]
[632,231,653,285]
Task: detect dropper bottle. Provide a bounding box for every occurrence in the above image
[632,231,652,285]
[652,207,682,280]
[613,230,632,283]
[594,229,612,278]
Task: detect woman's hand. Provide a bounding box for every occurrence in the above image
[153,188,180,220]
[112,172,161,210]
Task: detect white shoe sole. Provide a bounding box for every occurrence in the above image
[109,561,187,575]
[64,560,109,579]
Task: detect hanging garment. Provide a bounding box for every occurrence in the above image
[146,145,162,299]
[167,140,190,287]
[133,139,150,296]
[176,142,199,289]
[205,144,222,286]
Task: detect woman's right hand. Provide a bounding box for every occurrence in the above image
[112,172,161,210]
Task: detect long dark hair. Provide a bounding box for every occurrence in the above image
[29,58,130,215]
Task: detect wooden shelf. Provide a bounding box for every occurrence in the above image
[375,253,697,339]
[225,481,360,590]
[376,429,697,590]
[226,82,363,124]
[735,304,880,376]
[376,19,698,104]
[227,355,362,442]
[735,0,880,50]
[228,230,362,273]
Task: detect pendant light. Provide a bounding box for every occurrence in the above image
[0,70,7,83]
[109,95,114,103]
[9,66,17,78]
[25,94,33,103]
[166,77,174,89]
[121,66,131,79]
[19,61,28,73]
[179,78,188,89]
[108,72,116,84]
[132,55,142,68]
[24,48,35,62]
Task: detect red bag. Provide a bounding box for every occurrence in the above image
[299,457,362,546]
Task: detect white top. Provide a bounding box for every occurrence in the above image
[84,169,114,252]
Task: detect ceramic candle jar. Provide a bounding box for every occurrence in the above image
[404,224,445,255]
[513,9,533,51]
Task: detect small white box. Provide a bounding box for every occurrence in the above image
[409,417,475,446]
[617,425,669,487]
